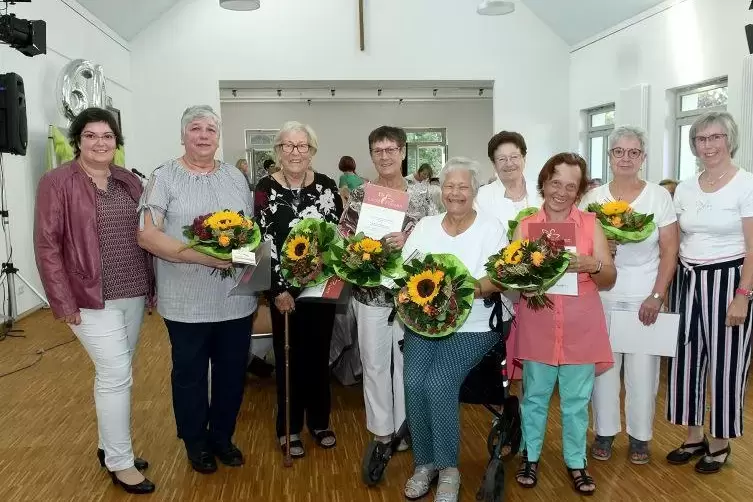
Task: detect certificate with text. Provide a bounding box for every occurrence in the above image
[355,183,409,239]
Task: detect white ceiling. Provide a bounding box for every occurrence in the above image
[77,0,670,45]
[76,0,183,41]
[520,0,668,45]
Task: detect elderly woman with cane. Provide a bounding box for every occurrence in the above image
[255,121,343,458]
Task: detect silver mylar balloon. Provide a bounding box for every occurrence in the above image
[56,59,107,122]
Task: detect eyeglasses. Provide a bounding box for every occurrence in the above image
[277,143,310,154]
[370,147,402,157]
[693,133,727,146]
[493,154,522,164]
[81,132,116,142]
[610,147,643,159]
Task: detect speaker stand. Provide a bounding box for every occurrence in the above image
[0,183,49,338]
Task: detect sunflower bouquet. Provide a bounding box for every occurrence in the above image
[331,232,403,287]
[586,200,655,243]
[182,209,261,278]
[507,206,540,241]
[281,218,341,287]
[393,254,476,338]
[485,233,570,310]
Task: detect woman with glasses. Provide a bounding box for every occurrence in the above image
[255,121,343,458]
[580,126,679,465]
[666,111,753,474]
[476,131,543,230]
[339,126,439,457]
[34,107,154,494]
[514,153,615,495]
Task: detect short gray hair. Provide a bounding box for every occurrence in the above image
[180,105,221,139]
[273,121,319,162]
[608,125,648,154]
[689,111,739,158]
[439,157,481,194]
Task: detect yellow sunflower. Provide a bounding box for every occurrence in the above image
[204,210,244,231]
[286,235,310,261]
[406,269,445,306]
[601,200,631,216]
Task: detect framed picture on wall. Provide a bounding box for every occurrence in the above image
[107,106,122,133]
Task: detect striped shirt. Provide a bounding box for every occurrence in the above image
[138,159,256,323]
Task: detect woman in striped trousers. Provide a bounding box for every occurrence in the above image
[666,111,753,474]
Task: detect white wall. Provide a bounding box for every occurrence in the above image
[129,0,570,178]
[0,0,131,316]
[219,100,495,181]
[570,0,753,182]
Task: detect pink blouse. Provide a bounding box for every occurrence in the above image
[513,206,613,375]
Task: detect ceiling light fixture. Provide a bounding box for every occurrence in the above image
[219,0,261,11]
[477,0,516,16]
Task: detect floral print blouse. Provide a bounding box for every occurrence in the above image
[255,172,343,297]
[339,181,439,307]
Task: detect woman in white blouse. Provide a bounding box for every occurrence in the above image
[580,125,679,465]
[401,158,511,502]
[476,131,543,231]
[666,111,753,474]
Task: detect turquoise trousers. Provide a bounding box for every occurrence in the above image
[521,361,595,469]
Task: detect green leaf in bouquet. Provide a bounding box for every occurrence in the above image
[507,206,540,241]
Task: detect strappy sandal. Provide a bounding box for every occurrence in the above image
[404,464,438,500]
[515,460,538,488]
[695,444,731,474]
[666,437,707,465]
[568,468,595,496]
[311,429,336,449]
[279,436,305,458]
[590,435,614,461]
[629,436,650,465]
[435,470,461,502]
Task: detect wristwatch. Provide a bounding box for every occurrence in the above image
[650,292,662,301]
[736,288,753,300]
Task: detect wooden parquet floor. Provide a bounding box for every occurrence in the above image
[0,309,752,501]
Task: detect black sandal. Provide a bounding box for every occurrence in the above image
[311,429,337,449]
[568,468,595,496]
[515,460,538,488]
[666,437,707,465]
[695,444,731,474]
[280,438,305,458]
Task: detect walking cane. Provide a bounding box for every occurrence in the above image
[283,310,293,468]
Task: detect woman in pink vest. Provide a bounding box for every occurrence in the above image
[512,153,615,495]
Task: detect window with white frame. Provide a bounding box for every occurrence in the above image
[404,128,447,177]
[585,105,615,182]
[675,79,728,181]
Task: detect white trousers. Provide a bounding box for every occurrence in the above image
[70,296,145,470]
[353,299,406,436]
[591,299,661,441]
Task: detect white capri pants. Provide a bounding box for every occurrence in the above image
[591,299,661,441]
[70,296,146,470]
[353,299,406,437]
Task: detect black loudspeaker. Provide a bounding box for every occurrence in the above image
[747,24,753,55]
[0,73,27,156]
